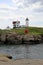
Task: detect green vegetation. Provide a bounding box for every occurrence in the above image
[28,27,43,34]
[0,27,43,35]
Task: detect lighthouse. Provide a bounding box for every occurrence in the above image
[24,18,29,34]
[25,18,29,27]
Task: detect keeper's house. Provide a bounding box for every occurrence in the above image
[12,21,20,28]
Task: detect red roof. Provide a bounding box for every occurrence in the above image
[13,21,20,24]
[13,21,16,24]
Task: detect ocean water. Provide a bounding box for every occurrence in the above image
[0,44,43,59]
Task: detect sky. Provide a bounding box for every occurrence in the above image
[0,0,43,29]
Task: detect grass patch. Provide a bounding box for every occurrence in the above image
[0,27,43,35]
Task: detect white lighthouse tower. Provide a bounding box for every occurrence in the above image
[25,18,29,27]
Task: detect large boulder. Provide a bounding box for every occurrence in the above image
[23,34,34,41]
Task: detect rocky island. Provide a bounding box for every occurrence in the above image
[0,27,43,45]
[0,32,43,45]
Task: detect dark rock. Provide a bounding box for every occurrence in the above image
[7,56,12,59]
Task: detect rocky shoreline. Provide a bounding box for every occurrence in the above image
[0,32,43,45]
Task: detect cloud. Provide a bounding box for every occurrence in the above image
[12,0,43,13]
[0,3,17,11]
[31,2,43,12]
[0,3,18,20]
[0,2,33,20]
[0,0,43,29]
[12,0,43,6]
[34,7,43,12]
